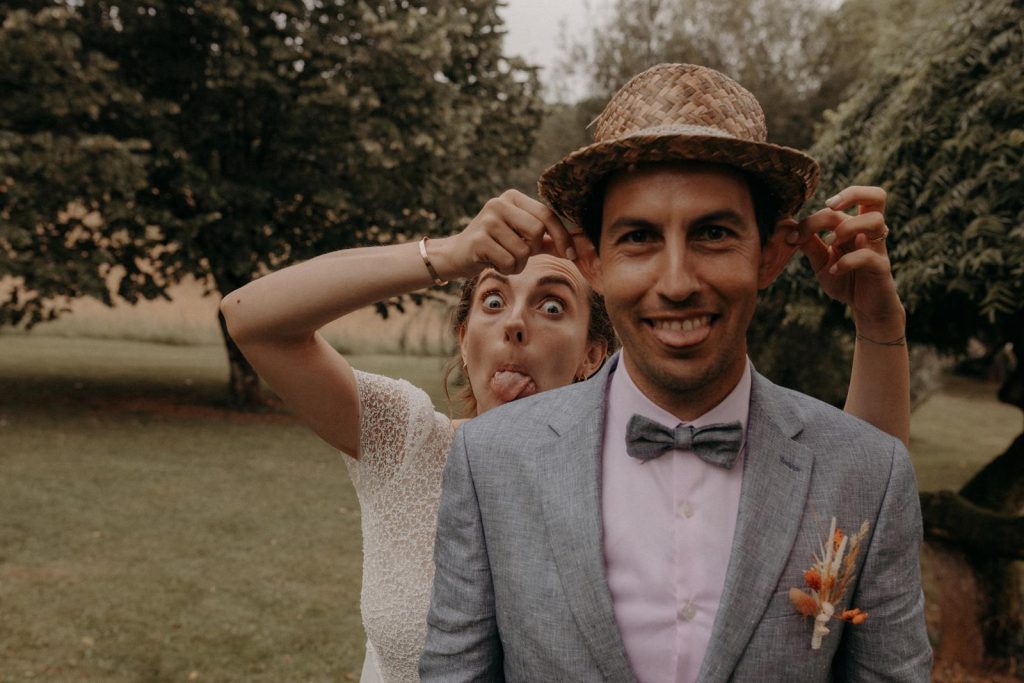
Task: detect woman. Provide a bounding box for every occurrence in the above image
[220,186,909,682]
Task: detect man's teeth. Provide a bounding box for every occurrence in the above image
[653,316,711,332]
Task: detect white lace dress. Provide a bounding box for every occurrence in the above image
[344,370,455,682]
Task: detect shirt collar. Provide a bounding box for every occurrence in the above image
[609,351,752,436]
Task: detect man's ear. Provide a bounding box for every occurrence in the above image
[572,232,604,295]
[758,218,799,288]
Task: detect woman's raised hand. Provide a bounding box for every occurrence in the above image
[788,185,910,444]
[792,186,905,335]
[430,190,577,281]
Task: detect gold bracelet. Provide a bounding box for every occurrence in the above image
[855,333,907,347]
[418,236,447,286]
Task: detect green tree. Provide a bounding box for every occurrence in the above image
[793,0,1024,666]
[0,0,543,404]
[558,0,836,148]
[0,6,163,327]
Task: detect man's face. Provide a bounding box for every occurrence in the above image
[585,162,785,419]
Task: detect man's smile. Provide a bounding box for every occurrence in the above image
[642,313,716,349]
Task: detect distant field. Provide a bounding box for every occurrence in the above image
[0,334,1020,681]
[909,374,1023,491]
[22,276,455,356]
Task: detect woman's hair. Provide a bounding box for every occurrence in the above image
[443,273,618,418]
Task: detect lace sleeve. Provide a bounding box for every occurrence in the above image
[347,369,447,490]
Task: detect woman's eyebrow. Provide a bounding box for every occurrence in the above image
[536,274,579,293]
[477,271,509,288]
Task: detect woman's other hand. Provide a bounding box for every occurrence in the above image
[429,190,577,281]
[791,185,905,338]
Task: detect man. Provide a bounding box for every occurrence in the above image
[420,63,931,681]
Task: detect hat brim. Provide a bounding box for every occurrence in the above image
[538,128,820,229]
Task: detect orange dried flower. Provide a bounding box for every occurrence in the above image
[839,608,869,625]
[793,517,871,649]
[789,588,818,617]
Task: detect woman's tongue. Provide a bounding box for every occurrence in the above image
[490,370,537,402]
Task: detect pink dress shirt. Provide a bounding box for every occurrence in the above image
[601,353,751,683]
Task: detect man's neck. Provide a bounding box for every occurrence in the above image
[619,351,748,423]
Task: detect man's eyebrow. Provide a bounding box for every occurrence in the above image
[694,209,748,226]
[536,274,579,293]
[608,210,749,231]
[605,217,658,233]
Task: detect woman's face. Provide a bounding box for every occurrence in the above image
[459,255,603,415]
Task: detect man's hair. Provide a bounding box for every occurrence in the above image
[579,166,782,250]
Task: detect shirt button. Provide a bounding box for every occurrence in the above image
[677,501,695,518]
[680,601,698,621]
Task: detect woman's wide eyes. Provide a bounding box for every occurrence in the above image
[481,293,504,309]
[541,299,565,315]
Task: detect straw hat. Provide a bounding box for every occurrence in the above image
[538,63,820,228]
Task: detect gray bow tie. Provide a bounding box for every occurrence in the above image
[625,414,744,469]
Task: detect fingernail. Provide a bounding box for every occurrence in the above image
[566,247,577,260]
[825,194,841,208]
[786,230,801,245]
[829,264,839,275]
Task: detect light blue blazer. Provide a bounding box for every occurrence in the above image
[421,355,932,682]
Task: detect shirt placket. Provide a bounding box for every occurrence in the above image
[673,445,702,682]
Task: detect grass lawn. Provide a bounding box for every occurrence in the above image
[0,335,444,682]
[1,335,1020,681]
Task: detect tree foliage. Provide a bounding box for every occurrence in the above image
[804,0,1024,662]
[810,0,1023,354]
[558,0,836,148]
[0,5,162,327]
[762,0,1022,401]
[0,0,543,402]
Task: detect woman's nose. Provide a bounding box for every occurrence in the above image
[503,307,528,344]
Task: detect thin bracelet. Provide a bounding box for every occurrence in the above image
[856,333,907,347]
[418,236,447,286]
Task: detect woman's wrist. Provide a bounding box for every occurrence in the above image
[418,237,448,286]
[852,306,907,345]
[421,235,464,284]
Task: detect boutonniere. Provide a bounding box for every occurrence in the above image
[789,517,870,649]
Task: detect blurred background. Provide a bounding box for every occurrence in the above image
[1,0,1021,680]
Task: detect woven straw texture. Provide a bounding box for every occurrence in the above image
[538,63,820,227]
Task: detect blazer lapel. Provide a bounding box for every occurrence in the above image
[698,372,814,683]
[536,356,636,682]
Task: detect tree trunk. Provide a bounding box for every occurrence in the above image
[216,309,270,408]
[920,429,1024,673]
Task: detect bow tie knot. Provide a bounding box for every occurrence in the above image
[625,414,744,469]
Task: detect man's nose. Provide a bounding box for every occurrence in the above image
[657,247,701,302]
[503,306,528,344]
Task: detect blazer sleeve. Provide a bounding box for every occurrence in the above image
[836,440,933,682]
[419,425,505,682]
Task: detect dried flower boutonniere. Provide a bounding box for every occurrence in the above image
[789,517,870,649]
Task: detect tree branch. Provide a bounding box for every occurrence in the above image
[921,490,1024,559]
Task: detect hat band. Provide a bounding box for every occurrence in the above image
[614,123,741,142]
